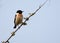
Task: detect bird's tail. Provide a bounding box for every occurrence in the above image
[14,25,16,29]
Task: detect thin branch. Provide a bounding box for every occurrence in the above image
[2,0,48,43]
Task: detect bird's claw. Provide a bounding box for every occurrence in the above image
[22,22,27,25]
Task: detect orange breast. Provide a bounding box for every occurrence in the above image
[18,14,23,17]
[15,13,23,25]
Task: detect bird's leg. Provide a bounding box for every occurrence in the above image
[22,22,27,25]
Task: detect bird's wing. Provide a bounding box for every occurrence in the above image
[14,15,16,24]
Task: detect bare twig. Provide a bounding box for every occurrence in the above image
[2,0,48,43]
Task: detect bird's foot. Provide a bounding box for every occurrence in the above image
[22,22,27,25]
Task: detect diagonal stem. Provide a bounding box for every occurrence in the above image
[2,0,48,43]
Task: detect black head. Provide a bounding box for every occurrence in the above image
[16,10,23,14]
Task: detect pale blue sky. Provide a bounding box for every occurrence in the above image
[0,0,60,43]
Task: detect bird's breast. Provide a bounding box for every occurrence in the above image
[15,14,23,25]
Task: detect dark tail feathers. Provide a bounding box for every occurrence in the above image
[14,25,16,29]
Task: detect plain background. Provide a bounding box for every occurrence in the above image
[0,0,60,43]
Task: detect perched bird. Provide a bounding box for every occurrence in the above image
[14,10,23,28]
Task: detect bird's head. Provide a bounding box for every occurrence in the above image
[16,10,23,14]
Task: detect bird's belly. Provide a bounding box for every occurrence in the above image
[15,17,22,25]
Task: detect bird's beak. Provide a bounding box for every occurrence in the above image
[22,11,24,12]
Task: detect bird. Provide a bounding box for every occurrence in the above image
[14,10,23,28]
